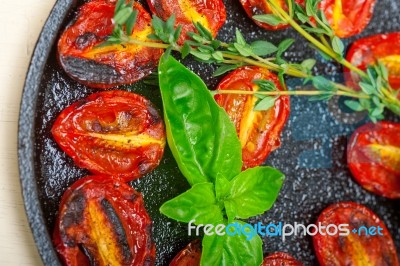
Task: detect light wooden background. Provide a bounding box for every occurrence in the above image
[0,0,56,264]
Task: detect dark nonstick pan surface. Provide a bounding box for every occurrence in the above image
[19,0,400,265]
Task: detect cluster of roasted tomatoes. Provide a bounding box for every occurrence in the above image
[52,0,399,265]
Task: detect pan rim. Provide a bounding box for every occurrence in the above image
[17,0,74,265]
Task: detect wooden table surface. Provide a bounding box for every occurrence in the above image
[0,0,56,264]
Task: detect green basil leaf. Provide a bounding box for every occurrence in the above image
[224,166,285,220]
[253,14,285,26]
[200,221,263,266]
[160,183,223,224]
[250,40,278,56]
[215,174,231,201]
[158,55,242,185]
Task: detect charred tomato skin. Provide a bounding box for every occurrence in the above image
[51,90,166,182]
[146,0,226,44]
[214,66,290,169]
[262,252,303,266]
[345,32,400,90]
[239,0,304,30]
[169,239,201,266]
[58,0,163,89]
[53,175,156,266]
[319,0,376,38]
[313,202,399,266]
[347,121,400,199]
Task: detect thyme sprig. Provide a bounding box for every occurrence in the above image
[253,0,400,121]
[101,0,399,121]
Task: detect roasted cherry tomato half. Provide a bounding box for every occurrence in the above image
[262,252,303,266]
[53,175,156,266]
[52,90,166,181]
[58,0,163,88]
[146,0,226,44]
[313,202,399,266]
[170,240,201,266]
[239,0,304,30]
[345,32,400,90]
[347,121,400,199]
[319,0,376,38]
[214,66,290,169]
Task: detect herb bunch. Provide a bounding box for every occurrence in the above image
[103,0,399,121]
[158,55,285,266]
[254,0,400,121]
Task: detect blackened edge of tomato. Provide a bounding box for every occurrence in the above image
[100,199,133,264]
[59,56,122,89]
[60,191,86,241]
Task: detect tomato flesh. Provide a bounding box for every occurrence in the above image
[319,0,376,38]
[345,32,400,90]
[58,0,163,88]
[53,175,156,266]
[170,240,201,266]
[262,252,303,266]
[240,0,304,30]
[347,121,400,199]
[52,90,166,182]
[214,66,290,169]
[313,202,399,266]
[146,0,226,44]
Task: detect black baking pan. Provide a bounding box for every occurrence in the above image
[18,0,400,265]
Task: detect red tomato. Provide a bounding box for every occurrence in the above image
[319,0,376,38]
[262,252,303,266]
[170,240,201,266]
[347,121,400,199]
[58,0,163,89]
[313,202,399,266]
[146,0,226,44]
[51,90,166,182]
[53,175,155,266]
[345,32,400,90]
[214,66,290,169]
[239,0,304,30]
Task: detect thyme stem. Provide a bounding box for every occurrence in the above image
[214,89,370,99]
